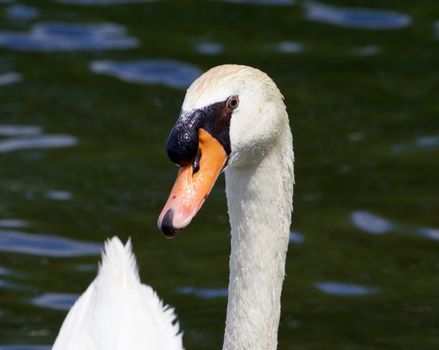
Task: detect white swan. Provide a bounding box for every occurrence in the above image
[52,237,183,350]
[159,64,294,350]
[54,64,294,350]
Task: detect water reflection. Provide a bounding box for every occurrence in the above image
[5,4,39,21]
[224,0,294,5]
[350,210,394,234]
[0,125,41,137]
[0,267,12,276]
[0,135,77,153]
[315,281,379,296]
[0,230,101,257]
[90,60,202,89]
[273,41,304,54]
[351,211,439,242]
[0,346,50,350]
[418,228,439,241]
[33,293,78,311]
[392,135,439,154]
[45,191,73,201]
[351,45,380,56]
[195,42,223,55]
[0,219,29,228]
[54,0,154,4]
[0,22,138,51]
[0,72,21,86]
[177,286,228,299]
[289,230,305,244]
[304,1,411,30]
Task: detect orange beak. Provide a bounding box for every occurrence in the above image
[157,128,228,238]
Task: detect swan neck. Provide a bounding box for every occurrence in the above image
[223,128,294,350]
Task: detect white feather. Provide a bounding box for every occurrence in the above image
[53,237,184,350]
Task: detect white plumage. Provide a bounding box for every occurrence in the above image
[53,237,183,350]
[53,64,293,350]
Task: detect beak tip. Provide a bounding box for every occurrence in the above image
[158,208,181,239]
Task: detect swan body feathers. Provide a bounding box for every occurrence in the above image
[53,237,183,350]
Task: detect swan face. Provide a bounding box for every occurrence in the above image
[158,64,286,237]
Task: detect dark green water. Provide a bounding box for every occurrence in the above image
[0,0,438,349]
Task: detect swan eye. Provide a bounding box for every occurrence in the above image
[227,96,239,110]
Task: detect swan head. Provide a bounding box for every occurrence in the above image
[158,64,287,238]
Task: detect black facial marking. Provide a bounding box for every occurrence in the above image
[166,98,234,166]
[167,110,203,166]
[160,209,181,238]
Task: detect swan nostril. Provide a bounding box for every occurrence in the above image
[192,149,202,175]
[160,209,182,239]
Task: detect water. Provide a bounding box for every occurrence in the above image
[0,1,438,349]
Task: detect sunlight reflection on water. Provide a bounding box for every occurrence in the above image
[351,45,380,56]
[273,41,304,54]
[351,210,394,234]
[305,1,411,30]
[195,42,223,55]
[392,135,439,154]
[45,191,73,201]
[224,0,294,5]
[0,135,77,153]
[4,4,39,21]
[0,22,138,51]
[0,230,101,257]
[90,60,201,89]
[289,230,305,244]
[0,125,41,136]
[54,0,154,4]
[0,72,21,86]
[33,293,78,311]
[0,346,50,350]
[177,286,228,299]
[351,211,439,242]
[315,281,379,296]
[0,219,29,228]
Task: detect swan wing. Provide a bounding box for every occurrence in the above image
[53,237,184,350]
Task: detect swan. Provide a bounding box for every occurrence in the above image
[158,64,294,350]
[53,64,293,350]
[52,237,184,350]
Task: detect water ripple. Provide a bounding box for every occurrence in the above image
[0,230,102,257]
[0,135,77,153]
[418,228,439,241]
[5,4,39,20]
[224,0,294,5]
[0,219,29,228]
[195,42,223,55]
[0,22,138,52]
[289,230,305,244]
[0,125,41,137]
[0,72,21,86]
[0,267,12,276]
[54,0,154,4]
[305,1,411,30]
[274,41,304,54]
[177,286,228,299]
[0,346,50,350]
[392,135,439,154]
[351,210,394,234]
[90,60,202,89]
[351,45,380,56]
[351,211,439,242]
[45,190,73,201]
[33,293,78,310]
[315,281,379,296]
